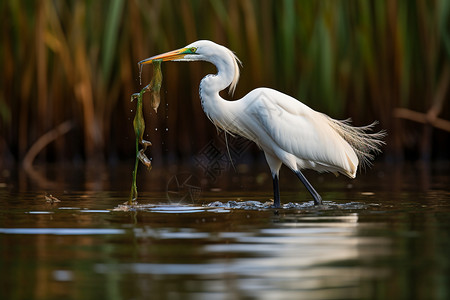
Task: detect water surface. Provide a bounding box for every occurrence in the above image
[0,163,448,300]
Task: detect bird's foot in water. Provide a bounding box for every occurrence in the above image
[313,195,322,205]
[266,199,279,209]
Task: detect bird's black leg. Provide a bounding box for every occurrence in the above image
[272,174,281,208]
[294,170,322,205]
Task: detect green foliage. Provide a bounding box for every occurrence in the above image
[101,0,125,83]
[1,0,449,163]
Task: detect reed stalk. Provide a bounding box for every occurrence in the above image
[1,0,449,165]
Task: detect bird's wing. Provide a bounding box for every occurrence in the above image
[234,88,358,176]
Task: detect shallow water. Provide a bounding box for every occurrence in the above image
[0,163,449,300]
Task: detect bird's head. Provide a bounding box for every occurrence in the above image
[138,40,215,65]
[139,40,241,94]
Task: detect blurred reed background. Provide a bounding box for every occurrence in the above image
[1,0,449,169]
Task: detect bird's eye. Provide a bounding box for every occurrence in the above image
[189,47,197,53]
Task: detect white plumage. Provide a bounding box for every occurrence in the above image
[140,40,385,207]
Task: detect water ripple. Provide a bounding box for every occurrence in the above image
[0,228,125,235]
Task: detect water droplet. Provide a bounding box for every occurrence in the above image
[139,63,143,86]
[165,128,169,132]
[155,128,158,131]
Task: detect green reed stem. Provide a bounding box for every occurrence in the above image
[129,89,145,205]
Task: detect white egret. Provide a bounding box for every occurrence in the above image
[140,40,385,208]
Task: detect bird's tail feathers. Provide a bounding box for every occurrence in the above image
[326,117,386,170]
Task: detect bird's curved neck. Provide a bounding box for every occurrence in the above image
[199,56,236,122]
[197,47,240,132]
[199,62,234,103]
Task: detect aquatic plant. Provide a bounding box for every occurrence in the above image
[129,60,162,204]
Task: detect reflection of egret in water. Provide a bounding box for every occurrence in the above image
[166,173,202,204]
[95,213,392,299]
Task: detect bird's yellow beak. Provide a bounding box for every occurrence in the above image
[139,47,193,65]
